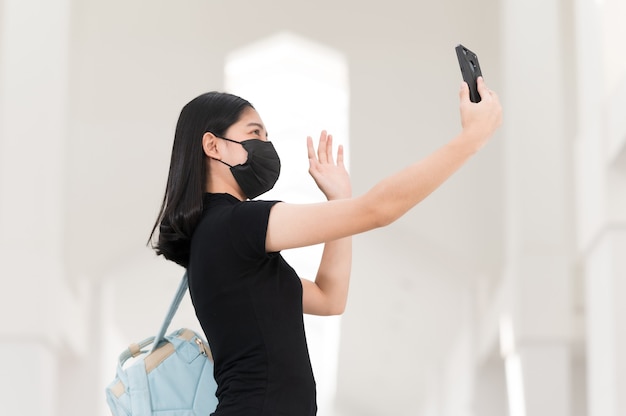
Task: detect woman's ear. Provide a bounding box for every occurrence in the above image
[202,132,220,159]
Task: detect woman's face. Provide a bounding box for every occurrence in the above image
[220,107,269,166]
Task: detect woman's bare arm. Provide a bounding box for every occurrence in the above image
[296,134,353,316]
[267,78,502,253]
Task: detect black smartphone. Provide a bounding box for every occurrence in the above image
[455,44,483,103]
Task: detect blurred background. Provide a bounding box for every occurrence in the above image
[0,0,625,415]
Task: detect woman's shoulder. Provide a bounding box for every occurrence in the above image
[194,193,282,259]
[200,193,284,226]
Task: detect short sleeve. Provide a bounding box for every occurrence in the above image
[229,200,280,260]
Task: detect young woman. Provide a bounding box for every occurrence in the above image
[150,77,502,415]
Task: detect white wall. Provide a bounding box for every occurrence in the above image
[0,0,624,414]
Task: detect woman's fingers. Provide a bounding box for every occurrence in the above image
[476,77,492,101]
[317,130,328,163]
[458,76,503,150]
[307,136,316,162]
[326,134,335,164]
[309,130,343,167]
[459,77,494,103]
[337,144,344,167]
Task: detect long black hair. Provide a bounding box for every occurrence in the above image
[149,91,254,267]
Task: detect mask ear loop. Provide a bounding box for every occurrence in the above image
[212,134,242,145]
[214,158,234,168]
[207,133,243,168]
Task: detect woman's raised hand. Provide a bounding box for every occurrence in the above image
[459,77,503,152]
[307,131,352,201]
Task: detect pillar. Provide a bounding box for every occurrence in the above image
[574,0,626,414]
[501,0,575,414]
[585,228,626,416]
[0,0,72,414]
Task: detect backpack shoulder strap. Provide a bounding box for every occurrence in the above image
[149,271,189,354]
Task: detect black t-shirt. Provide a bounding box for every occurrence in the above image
[188,193,317,416]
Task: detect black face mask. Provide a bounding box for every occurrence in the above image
[213,135,281,199]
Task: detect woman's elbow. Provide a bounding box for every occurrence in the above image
[361,194,396,228]
[325,300,347,316]
[371,204,395,228]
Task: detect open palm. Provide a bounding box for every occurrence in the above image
[307,130,352,201]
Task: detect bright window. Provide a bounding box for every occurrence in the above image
[225,32,350,415]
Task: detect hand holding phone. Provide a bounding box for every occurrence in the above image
[455,44,483,103]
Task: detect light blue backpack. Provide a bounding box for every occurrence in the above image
[105,272,218,415]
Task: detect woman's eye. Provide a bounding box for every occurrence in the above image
[250,129,263,138]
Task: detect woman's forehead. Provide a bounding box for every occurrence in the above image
[235,108,268,135]
[238,107,263,124]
